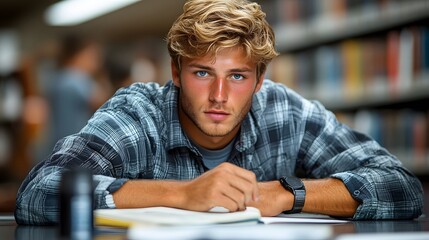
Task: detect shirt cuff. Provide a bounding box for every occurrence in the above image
[331,172,376,219]
[105,178,128,208]
[92,175,128,209]
[105,194,116,208]
[107,178,128,193]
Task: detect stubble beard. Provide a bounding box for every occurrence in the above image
[179,89,253,138]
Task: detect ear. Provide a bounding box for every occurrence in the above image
[171,60,181,88]
[254,73,265,93]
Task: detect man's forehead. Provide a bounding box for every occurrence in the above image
[181,47,256,67]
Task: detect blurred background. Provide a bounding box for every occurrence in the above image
[0,0,428,216]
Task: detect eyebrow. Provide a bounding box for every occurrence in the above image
[188,64,253,73]
[189,64,212,70]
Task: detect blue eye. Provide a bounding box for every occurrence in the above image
[232,74,244,80]
[196,71,208,77]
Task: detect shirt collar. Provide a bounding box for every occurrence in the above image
[164,81,198,152]
[235,89,265,152]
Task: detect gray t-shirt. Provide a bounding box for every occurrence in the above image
[195,139,236,170]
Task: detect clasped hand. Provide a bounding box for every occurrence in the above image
[181,162,290,216]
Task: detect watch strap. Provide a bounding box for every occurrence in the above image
[279,176,306,214]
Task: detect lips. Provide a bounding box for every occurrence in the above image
[204,110,230,122]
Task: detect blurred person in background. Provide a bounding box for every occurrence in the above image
[47,35,111,149]
[104,53,133,90]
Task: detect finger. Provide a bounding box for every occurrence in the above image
[213,191,245,212]
[237,170,259,201]
[221,164,259,202]
[220,184,247,211]
[207,177,247,211]
[226,174,257,204]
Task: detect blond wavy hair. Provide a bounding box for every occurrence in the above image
[167,0,278,78]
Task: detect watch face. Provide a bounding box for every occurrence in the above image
[286,177,303,188]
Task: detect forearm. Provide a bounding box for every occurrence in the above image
[302,178,359,218]
[249,178,359,218]
[112,180,187,209]
[113,163,259,212]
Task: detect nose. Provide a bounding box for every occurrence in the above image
[209,77,228,103]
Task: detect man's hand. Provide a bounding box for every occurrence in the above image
[247,181,293,216]
[180,162,259,212]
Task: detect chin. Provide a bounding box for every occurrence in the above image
[203,126,234,138]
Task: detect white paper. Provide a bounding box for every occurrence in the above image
[261,213,349,224]
[336,232,429,240]
[95,206,261,226]
[0,215,15,221]
[128,224,333,240]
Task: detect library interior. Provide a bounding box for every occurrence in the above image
[1,0,429,239]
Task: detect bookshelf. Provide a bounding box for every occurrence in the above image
[260,0,429,175]
[273,0,429,52]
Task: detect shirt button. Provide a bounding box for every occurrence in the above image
[353,190,360,196]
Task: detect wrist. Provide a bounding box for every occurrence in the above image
[112,180,188,209]
[279,176,306,213]
[169,181,189,209]
[275,181,294,212]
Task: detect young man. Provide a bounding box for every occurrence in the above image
[16,0,423,225]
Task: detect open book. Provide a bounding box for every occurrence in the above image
[94,206,261,227]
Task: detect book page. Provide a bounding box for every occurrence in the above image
[261,213,349,224]
[95,206,261,227]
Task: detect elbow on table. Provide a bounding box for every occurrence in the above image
[14,193,59,225]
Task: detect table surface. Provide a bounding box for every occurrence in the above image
[1,213,429,240]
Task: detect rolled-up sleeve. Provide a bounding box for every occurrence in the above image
[15,82,177,225]
[15,96,156,224]
[15,82,173,225]
[332,161,423,219]
[296,99,424,220]
[14,133,130,225]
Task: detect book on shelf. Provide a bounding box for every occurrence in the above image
[422,27,429,73]
[341,40,362,99]
[94,206,261,228]
[399,28,414,90]
[387,30,399,94]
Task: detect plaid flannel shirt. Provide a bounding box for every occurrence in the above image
[15,80,423,224]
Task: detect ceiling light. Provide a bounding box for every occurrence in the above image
[45,0,140,26]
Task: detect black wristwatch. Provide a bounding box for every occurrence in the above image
[279,176,306,214]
